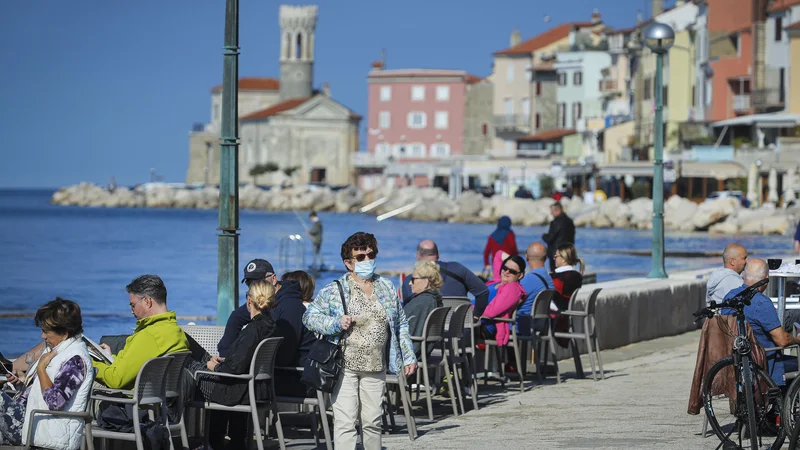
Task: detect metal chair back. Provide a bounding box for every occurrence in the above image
[164,352,191,419]
[445,303,473,339]
[252,337,283,382]
[181,325,225,357]
[421,307,451,342]
[532,289,556,320]
[135,356,174,405]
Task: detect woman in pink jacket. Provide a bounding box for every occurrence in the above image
[480,251,527,346]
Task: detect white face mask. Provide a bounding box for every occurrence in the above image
[354,259,376,279]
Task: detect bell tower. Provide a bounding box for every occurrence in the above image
[279,5,317,100]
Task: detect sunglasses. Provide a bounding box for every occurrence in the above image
[501,266,521,276]
[350,251,377,262]
[409,276,423,283]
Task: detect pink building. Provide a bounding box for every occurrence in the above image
[359,64,492,188]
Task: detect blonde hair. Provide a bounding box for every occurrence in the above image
[556,243,585,275]
[247,279,276,312]
[413,261,443,290]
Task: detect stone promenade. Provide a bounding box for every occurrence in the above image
[383,330,708,450]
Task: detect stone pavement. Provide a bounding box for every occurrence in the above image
[382,330,709,450]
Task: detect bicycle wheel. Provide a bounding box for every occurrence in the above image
[703,356,785,449]
[741,358,760,450]
[783,376,800,447]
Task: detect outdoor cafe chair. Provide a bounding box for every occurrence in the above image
[274,366,333,450]
[192,337,285,450]
[90,355,174,450]
[411,306,459,420]
[553,288,605,381]
[445,302,479,411]
[480,308,525,392]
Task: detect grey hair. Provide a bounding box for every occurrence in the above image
[742,263,768,283]
[126,274,168,305]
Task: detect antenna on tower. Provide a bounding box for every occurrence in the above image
[381,48,386,69]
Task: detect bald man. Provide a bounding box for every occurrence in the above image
[706,243,748,306]
[721,258,799,385]
[518,242,554,319]
[402,240,490,316]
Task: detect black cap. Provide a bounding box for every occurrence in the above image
[242,259,275,283]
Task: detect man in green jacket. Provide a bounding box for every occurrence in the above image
[94,275,189,389]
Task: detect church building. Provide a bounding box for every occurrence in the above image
[186,5,362,186]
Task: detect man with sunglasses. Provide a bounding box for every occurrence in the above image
[93,275,189,389]
[401,240,490,315]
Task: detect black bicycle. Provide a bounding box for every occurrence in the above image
[694,278,784,450]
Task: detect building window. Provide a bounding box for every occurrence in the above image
[558,72,567,86]
[436,86,450,101]
[572,102,582,127]
[507,63,515,82]
[780,67,786,103]
[557,103,566,128]
[776,17,783,42]
[407,112,427,129]
[644,77,652,100]
[504,97,513,115]
[482,123,488,135]
[574,71,583,86]
[408,143,426,157]
[435,111,449,129]
[430,143,451,157]
[379,111,390,129]
[536,81,542,96]
[730,33,740,56]
[525,64,533,82]
[692,85,696,107]
[535,113,542,130]
[380,86,392,101]
[213,104,220,121]
[411,86,425,101]
[522,98,530,118]
[505,140,514,154]
[375,143,390,155]
[662,85,668,106]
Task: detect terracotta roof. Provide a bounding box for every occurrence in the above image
[239,98,309,121]
[210,77,280,93]
[517,129,576,142]
[786,21,800,30]
[769,0,800,12]
[494,22,593,55]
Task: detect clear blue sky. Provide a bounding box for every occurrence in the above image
[0,0,657,188]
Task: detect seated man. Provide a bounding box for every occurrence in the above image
[519,242,554,333]
[721,258,799,386]
[707,243,747,306]
[94,275,190,389]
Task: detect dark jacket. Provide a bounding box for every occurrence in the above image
[271,280,316,367]
[207,313,276,406]
[542,214,576,258]
[218,304,250,358]
[403,290,443,356]
[401,261,489,314]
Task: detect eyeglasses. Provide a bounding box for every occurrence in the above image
[350,251,377,262]
[130,296,146,311]
[501,266,521,276]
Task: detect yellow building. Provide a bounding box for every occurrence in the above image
[789,23,800,114]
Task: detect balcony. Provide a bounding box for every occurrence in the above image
[732,94,751,112]
[350,152,390,168]
[599,79,619,96]
[752,88,783,110]
[493,114,531,133]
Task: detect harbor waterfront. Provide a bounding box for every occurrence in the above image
[1,188,793,356]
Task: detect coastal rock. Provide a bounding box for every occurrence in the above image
[627,197,652,229]
[665,196,698,232]
[494,198,544,226]
[739,216,792,235]
[453,190,486,223]
[708,221,738,235]
[335,186,364,213]
[692,197,739,230]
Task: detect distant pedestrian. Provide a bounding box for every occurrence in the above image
[794,221,800,254]
[308,211,323,269]
[542,202,576,270]
[483,216,519,273]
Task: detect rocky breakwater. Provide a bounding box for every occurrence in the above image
[51,183,798,235]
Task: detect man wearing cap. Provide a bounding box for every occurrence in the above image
[218,259,316,389]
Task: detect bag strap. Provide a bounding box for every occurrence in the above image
[437,263,467,287]
[531,272,550,288]
[334,280,348,315]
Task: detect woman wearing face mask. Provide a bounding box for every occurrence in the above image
[1,298,94,449]
[303,232,417,450]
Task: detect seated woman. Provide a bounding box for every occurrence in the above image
[551,242,584,347]
[479,252,526,346]
[195,279,277,450]
[404,261,444,357]
[1,298,94,449]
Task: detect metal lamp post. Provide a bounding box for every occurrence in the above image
[644,22,674,279]
[756,159,763,207]
[217,0,241,325]
[521,162,527,187]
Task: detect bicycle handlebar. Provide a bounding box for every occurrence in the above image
[692,278,770,322]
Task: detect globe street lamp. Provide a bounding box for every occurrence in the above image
[644,22,674,279]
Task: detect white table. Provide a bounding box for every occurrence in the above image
[769,271,800,320]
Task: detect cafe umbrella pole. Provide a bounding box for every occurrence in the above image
[217,0,240,325]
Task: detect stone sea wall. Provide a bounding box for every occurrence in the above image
[51,182,799,235]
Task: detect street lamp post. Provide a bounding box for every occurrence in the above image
[204,141,212,186]
[217,0,241,325]
[644,22,674,279]
[521,162,527,188]
[756,159,763,207]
